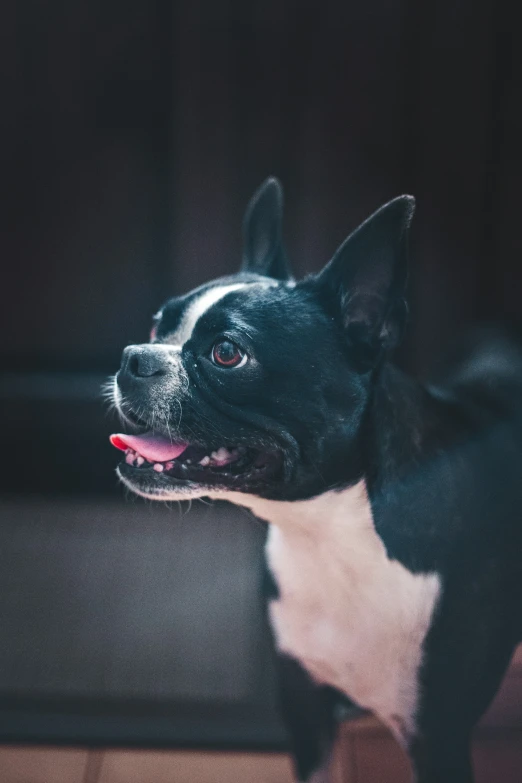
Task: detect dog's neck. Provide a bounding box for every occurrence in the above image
[222,478,370,528]
[219,361,446,524]
[364,362,446,490]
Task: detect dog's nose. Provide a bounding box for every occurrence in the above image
[120,345,169,380]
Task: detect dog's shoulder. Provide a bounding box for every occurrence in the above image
[365,333,522,576]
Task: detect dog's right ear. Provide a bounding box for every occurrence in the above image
[241,177,291,280]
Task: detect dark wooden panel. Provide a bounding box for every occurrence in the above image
[484,1,522,325]
[403,0,499,374]
[0,0,172,371]
[2,0,519,375]
[169,0,411,294]
[166,0,520,379]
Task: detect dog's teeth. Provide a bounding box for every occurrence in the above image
[165,461,174,470]
[136,456,145,466]
[125,452,135,465]
[209,447,236,466]
[212,447,231,461]
[199,456,210,466]
[153,463,164,472]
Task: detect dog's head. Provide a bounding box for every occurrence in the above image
[109,178,414,502]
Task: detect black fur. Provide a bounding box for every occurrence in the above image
[112,178,522,783]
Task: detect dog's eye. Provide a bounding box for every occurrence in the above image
[211,340,247,368]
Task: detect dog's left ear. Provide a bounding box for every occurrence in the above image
[241,177,291,280]
[316,195,415,367]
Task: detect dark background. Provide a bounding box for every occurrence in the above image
[0,0,520,748]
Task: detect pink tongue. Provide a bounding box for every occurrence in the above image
[110,432,188,462]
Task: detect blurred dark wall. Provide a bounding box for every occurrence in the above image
[2,0,521,379]
[2,0,521,493]
[169,0,522,373]
[0,0,521,749]
[1,0,172,373]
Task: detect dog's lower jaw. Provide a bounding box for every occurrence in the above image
[116,466,217,501]
[116,464,288,503]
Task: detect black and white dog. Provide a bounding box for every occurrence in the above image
[109,178,522,783]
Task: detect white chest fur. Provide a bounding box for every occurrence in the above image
[240,481,441,744]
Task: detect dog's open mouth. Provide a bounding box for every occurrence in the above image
[110,431,282,487]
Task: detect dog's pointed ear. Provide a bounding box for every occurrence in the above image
[241,177,291,280]
[316,195,415,367]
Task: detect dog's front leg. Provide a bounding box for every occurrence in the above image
[408,729,474,783]
[276,654,339,783]
[302,767,330,783]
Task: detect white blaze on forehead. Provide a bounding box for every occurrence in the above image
[164,282,272,348]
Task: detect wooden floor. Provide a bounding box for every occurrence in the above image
[1,646,521,783]
[1,734,521,783]
[0,747,294,783]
